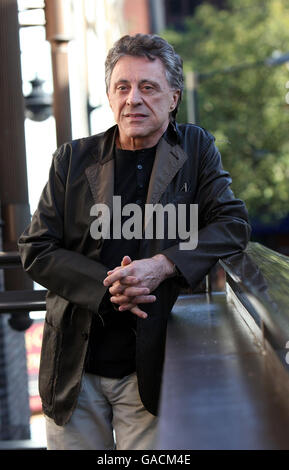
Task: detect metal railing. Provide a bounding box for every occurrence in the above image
[156,242,289,450]
[0,251,46,322]
[0,250,47,449]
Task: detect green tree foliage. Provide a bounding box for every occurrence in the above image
[164,0,289,223]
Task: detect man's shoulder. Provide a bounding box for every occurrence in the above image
[175,122,215,155]
[52,125,117,166]
[176,122,215,142]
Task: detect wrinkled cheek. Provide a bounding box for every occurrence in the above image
[112,109,123,125]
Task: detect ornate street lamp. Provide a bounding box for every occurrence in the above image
[24,76,53,122]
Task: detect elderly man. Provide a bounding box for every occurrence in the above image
[18,34,251,450]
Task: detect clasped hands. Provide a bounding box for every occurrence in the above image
[103,254,175,319]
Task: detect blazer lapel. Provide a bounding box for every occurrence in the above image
[85,126,117,214]
[144,136,188,231]
[85,159,114,214]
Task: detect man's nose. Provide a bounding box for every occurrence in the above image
[126,86,142,106]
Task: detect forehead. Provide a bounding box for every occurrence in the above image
[110,55,169,85]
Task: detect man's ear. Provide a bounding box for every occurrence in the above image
[171,90,181,110]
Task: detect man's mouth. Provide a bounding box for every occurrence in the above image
[124,113,147,118]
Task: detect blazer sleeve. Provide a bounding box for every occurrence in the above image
[162,135,252,291]
[18,146,108,314]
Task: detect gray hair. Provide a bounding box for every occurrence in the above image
[105,34,184,120]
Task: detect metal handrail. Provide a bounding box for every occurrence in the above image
[0,251,47,331]
[0,251,47,312]
[158,242,289,449]
[0,289,47,313]
[0,250,22,268]
[220,242,289,353]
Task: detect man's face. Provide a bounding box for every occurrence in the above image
[107,55,180,149]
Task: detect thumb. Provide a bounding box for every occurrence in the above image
[121,255,132,267]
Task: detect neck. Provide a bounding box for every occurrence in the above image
[117,137,157,151]
[117,123,169,150]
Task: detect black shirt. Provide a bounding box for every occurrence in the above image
[85,144,156,378]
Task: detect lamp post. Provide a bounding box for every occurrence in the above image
[44,0,73,146]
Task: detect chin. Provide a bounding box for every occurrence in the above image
[126,129,149,139]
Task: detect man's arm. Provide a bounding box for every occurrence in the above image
[103,136,251,301]
[18,148,108,314]
[161,136,251,288]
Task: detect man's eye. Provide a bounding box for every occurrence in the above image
[142,85,153,91]
[117,86,128,91]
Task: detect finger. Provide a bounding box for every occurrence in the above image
[103,267,134,286]
[109,276,141,295]
[110,294,156,305]
[109,282,125,296]
[109,285,148,296]
[116,302,134,310]
[130,306,148,319]
[108,281,127,295]
[118,303,147,319]
[110,294,133,305]
[118,276,139,286]
[107,256,132,275]
[113,301,147,319]
[109,278,139,293]
[107,265,122,275]
[123,286,150,296]
[121,255,132,266]
[133,295,156,304]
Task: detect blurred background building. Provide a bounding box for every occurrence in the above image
[0,0,288,446]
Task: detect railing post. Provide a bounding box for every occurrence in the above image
[0,206,31,440]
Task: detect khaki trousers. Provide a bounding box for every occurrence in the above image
[45,372,158,450]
